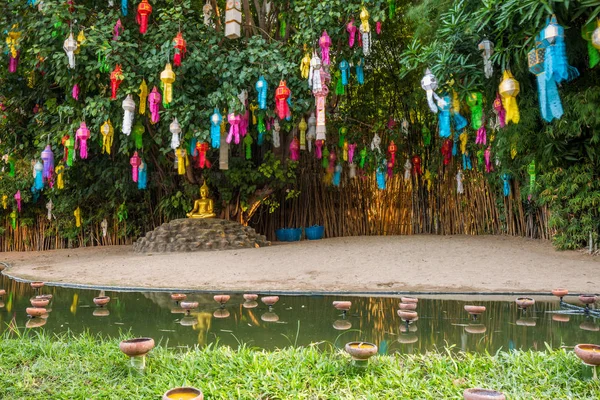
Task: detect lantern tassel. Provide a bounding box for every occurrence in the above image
[138,161,147,189]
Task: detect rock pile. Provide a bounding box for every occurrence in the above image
[133,218,269,253]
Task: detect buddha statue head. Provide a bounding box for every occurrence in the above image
[200,181,210,199]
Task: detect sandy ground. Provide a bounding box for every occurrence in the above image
[1,235,598,294]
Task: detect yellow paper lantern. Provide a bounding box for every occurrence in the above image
[499,70,520,124]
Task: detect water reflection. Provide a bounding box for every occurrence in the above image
[0,274,598,354]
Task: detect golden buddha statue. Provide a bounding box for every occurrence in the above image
[187,182,216,219]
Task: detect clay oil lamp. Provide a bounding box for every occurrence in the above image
[30,297,50,308]
[574,344,600,380]
[397,310,418,321]
[163,387,204,400]
[261,312,279,322]
[37,294,53,300]
[397,333,418,344]
[0,301,4,308]
[399,302,417,311]
[463,388,506,400]
[119,337,155,369]
[579,295,596,311]
[171,293,187,304]
[580,321,600,332]
[180,315,198,327]
[26,318,47,329]
[93,296,111,307]
[26,307,47,318]
[180,301,199,315]
[31,281,45,290]
[333,301,352,314]
[261,296,279,311]
[399,323,418,334]
[243,300,258,309]
[93,308,110,317]
[333,319,352,330]
[213,308,230,319]
[0,289,6,297]
[214,294,230,307]
[516,318,536,327]
[464,305,486,320]
[344,341,378,366]
[171,307,186,314]
[552,314,570,323]
[515,297,535,310]
[243,294,258,301]
[552,288,568,302]
[401,297,418,304]
[465,324,487,334]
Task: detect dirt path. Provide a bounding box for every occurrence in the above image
[1,235,598,293]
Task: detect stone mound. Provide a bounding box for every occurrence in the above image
[133,218,270,253]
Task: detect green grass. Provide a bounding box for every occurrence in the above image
[0,332,598,399]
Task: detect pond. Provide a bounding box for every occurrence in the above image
[0,273,598,354]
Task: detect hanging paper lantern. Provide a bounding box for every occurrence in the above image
[196,142,210,168]
[462,152,472,170]
[170,118,181,149]
[203,1,213,26]
[15,190,21,212]
[63,32,78,69]
[298,117,307,151]
[581,21,600,68]
[100,120,114,154]
[456,170,464,194]
[121,0,128,15]
[33,161,44,191]
[319,31,331,65]
[339,60,349,86]
[441,139,452,165]
[466,92,483,130]
[300,52,311,79]
[502,174,511,197]
[225,0,242,39]
[136,0,152,34]
[148,86,161,123]
[437,95,451,138]
[411,155,422,176]
[72,84,80,101]
[74,207,82,227]
[387,141,397,169]
[130,151,141,182]
[421,68,439,113]
[122,95,135,135]
[459,132,468,154]
[110,64,124,100]
[348,143,357,164]
[55,164,64,189]
[173,32,187,67]
[138,160,147,189]
[528,37,563,122]
[528,160,536,194]
[210,109,222,148]
[62,134,75,166]
[9,210,16,229]
[347,19,357,48]
[175,148,187,175]
[275,80,291,120]
[139,80,148,115]
[542,15,576,84]
[132,120,144,149]
[76,122,90,159]
[356,59,365,84]
[478,39,494,79]
[377,160,386,190]
[41,145,54,183]
[160,63,176,107]
[256,76,268,110]
[370,133,381,153]
[46,199,53,221]
[499,70,520,124]
[306,113,316,152]
[402,159,411,180]
[592,21,600,50]
[493,93,506,128]
[6,25,21,73]
[272,119,281,148]
[101,218,108,238]
[359,7,371,56]
[484,146,493,173]
[113,19,124,41]
[289,136,300,161]
[240,134,252,159]
[227,113,241,144]
[308,52,323,92]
